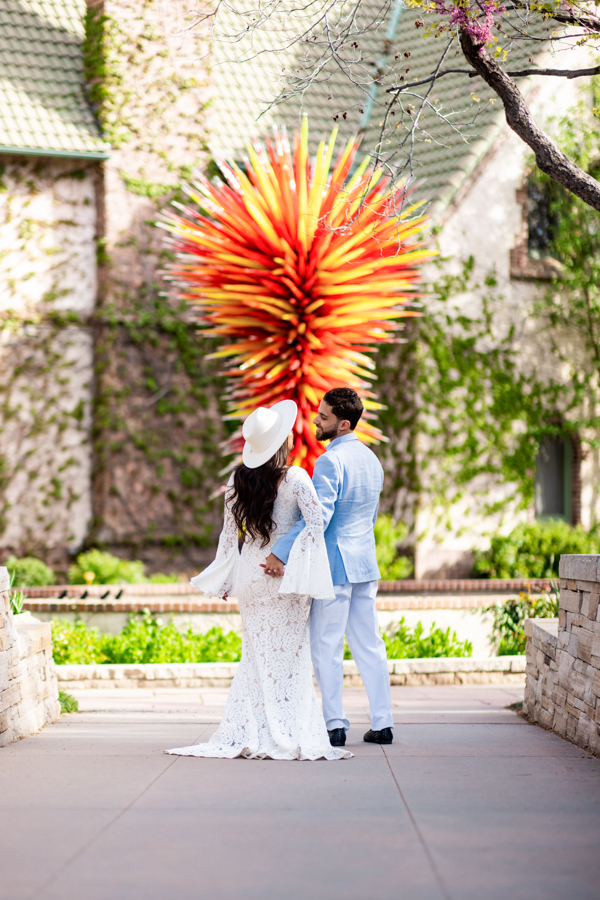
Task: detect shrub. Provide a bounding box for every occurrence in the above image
[375,515,413,580]
[58,691,79,714]
[383,617,472,658]
[68,549,147,585]
[473,521,600,579]
[51,619,108,664]
[51,612,242,665]
[486,589,559,655]
[345,617,472,659]
[6,555,55,587]
[148,573,180,584]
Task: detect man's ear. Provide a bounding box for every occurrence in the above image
[339,418,352,432]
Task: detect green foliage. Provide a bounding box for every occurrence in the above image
[417,257,569,525]
[58,691,79,714]
[374,515,413,580]
[474,521,600,579]
[6,555,55,587]
[486,589,559,656]
[148,572,180,584]
[51,613,242,665]
[533,77,600,421]
[10,590,25,615]
[68,550,147,585]
[52,619,108,664]
[345,617,472,659]
[383,618,473,658]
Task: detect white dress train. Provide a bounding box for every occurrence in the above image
[166,465,352,761]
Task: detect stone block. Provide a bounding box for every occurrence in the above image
[566,713,580,741]
[558,608,566,628]
[575,630,594,664]
[537,707,553,729]
[553,706,568,736]
[576,580,600,595]
[581,593,600,622]
[551,686,568,706]
[566,670,589,701]
[561,589,582,614]
[559,555,600,582]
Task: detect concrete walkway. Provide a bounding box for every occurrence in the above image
[2,684,600,900]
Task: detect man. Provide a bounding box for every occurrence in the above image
[264,387,394,747]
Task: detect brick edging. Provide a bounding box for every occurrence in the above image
[23,577,552,602]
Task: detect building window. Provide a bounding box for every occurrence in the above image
[527,180,557,260]
[510,175,562,280]
[535,435,572,521]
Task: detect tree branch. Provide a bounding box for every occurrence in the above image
[507,0,600,33]
[459,29,600,211]
[388,64,600,93]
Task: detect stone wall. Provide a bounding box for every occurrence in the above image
[524,554,600,755]
[0,568,60,748]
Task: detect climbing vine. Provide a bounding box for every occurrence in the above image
[83,1,226,562]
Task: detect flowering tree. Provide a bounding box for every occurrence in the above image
[162,122,431,473]
[185,0,600,209]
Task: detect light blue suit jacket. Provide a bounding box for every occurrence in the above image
[272,432,383,585]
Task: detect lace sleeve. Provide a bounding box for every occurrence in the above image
[189,475,239,599]
[279,469,335,601]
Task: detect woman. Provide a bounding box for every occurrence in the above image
[166,400,351,761]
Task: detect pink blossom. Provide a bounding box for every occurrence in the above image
[431,0,506,46]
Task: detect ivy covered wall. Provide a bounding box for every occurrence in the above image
[0,156,97,566]
[86,0,228,570]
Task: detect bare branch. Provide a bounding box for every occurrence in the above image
[388,64,600,93]
[459,29,600,211]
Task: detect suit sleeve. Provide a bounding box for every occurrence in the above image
[311,452,340,531]
[271,513,305,565]
[271,453,340,564]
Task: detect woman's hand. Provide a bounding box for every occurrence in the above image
[260,553,285,577]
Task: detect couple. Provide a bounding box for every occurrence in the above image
[167,387,394,761]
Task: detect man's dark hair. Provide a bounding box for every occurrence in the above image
[323,387,364,430]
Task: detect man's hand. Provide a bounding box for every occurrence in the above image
[260,553,285,577]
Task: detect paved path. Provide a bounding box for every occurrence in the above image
[2,684,600,900]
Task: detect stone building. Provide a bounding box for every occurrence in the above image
[0,0,598,576]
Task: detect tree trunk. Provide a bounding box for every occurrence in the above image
[459,30,600,211]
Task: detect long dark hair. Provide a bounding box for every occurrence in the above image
[228,439,289,547]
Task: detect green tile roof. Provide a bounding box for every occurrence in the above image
[0,0,108,158]
[210,4,546,213]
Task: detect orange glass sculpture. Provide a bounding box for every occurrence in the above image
[163,120,431,473]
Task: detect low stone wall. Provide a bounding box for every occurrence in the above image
[524,554,600,755]
[0,568,60,748]
[56,656,525,690]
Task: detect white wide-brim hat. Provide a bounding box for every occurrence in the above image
[242,400,298,469]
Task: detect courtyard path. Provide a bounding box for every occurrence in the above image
[1,684,600,900]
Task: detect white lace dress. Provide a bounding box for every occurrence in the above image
[166,466,352,761]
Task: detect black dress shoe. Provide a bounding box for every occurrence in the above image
[363,727,393,744]
[328,728,346,747]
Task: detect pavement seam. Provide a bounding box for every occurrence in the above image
[29,725,209,900]
[382,747,452,900]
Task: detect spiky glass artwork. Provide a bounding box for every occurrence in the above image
[163,120,431,473]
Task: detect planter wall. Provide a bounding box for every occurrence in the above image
[0,568,60,747]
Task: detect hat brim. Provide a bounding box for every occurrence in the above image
[242,399,298,469]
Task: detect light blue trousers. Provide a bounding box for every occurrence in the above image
[310,580,393,732]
